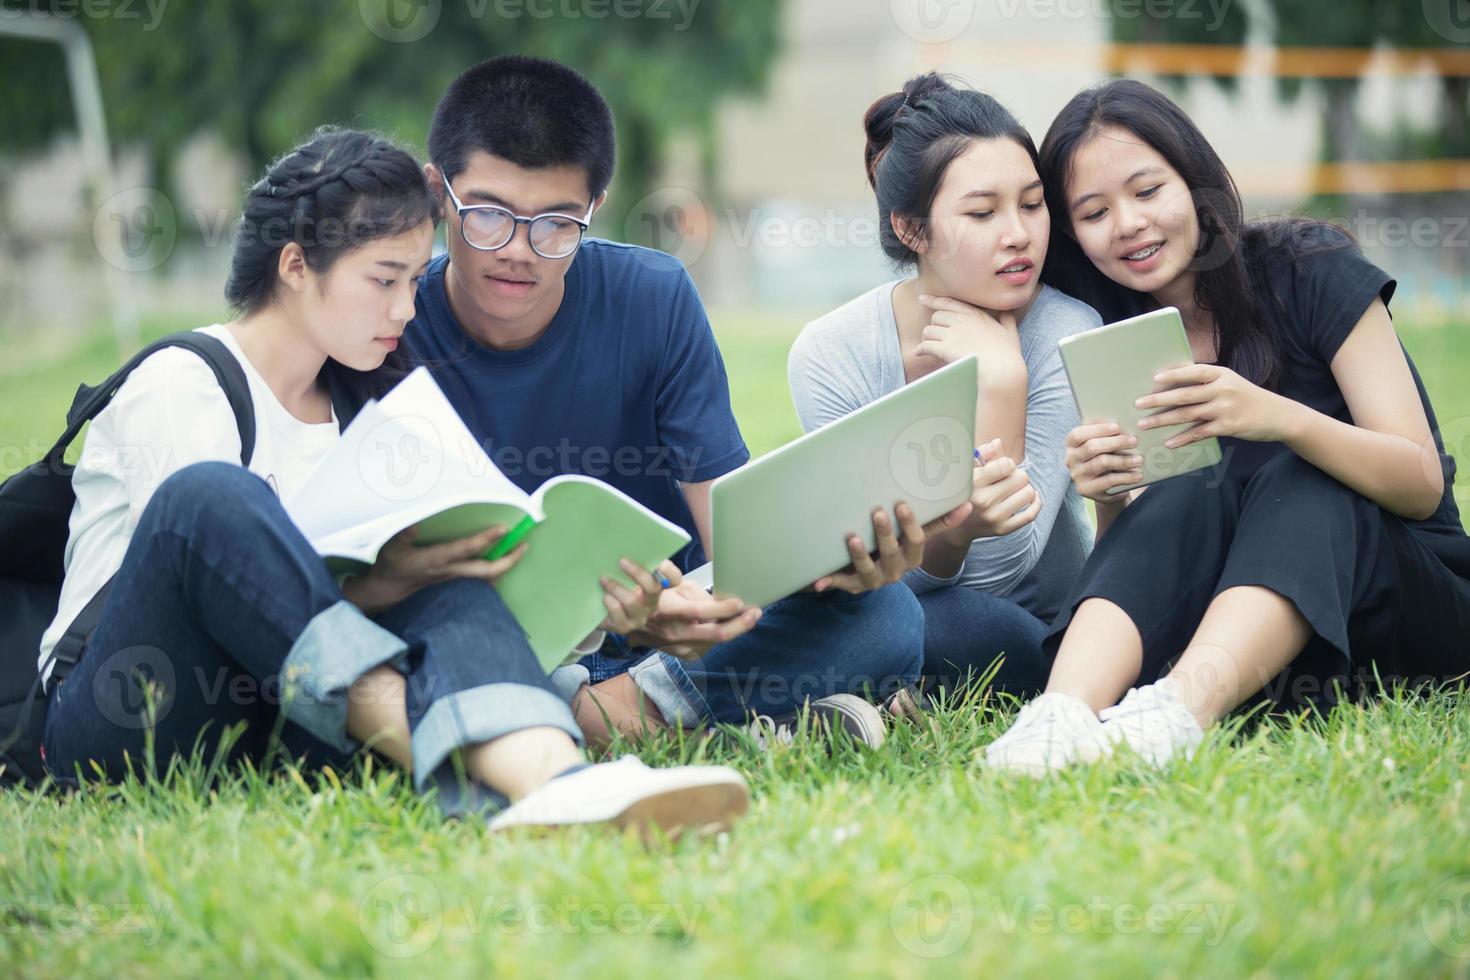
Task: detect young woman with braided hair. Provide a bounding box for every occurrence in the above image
[38,127,749,835]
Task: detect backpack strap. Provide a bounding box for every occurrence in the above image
[44,332,257,690]
[60,331,257,467]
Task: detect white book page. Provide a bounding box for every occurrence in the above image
[285,367,533,550]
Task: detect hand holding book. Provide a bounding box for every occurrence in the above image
[338,523,529,617]
[286,368,692,671]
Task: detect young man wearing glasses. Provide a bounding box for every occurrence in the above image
[408,56,970,747]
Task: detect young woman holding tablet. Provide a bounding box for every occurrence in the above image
[39,127,748,834]
[789,73,1102,698]
[985,80,1470,772]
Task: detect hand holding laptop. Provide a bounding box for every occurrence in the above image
[810,497,974,595]
[708,356,983,608]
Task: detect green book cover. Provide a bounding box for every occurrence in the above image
[286,368,690,672]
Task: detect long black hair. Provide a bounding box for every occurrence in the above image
[1037,79,1308,389]
[864,73,1040,267]
[225,127,438,406]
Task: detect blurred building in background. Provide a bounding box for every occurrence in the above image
[1,0,1466,334]
[690,0,1469,323]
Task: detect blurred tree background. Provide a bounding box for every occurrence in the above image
[1104,0,1470,162]
[0,0,785,242]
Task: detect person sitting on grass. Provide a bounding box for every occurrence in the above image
[406,56,972,750]
[790,73,1102,705]
[984,80,1470,773]
[38,126,749,836]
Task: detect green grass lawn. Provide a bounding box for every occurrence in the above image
[3,313,1470,978]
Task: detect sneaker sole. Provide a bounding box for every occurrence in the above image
[490,773,750,838]
[612,778,751,841]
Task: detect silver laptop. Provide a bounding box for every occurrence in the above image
[700,355,978,608]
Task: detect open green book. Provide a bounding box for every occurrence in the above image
[284,367,690,671]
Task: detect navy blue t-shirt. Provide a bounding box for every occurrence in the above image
[405,240,749,570]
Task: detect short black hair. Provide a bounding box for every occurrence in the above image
[428,55,616,200]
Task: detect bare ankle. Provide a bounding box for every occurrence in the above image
[573,674,668,747]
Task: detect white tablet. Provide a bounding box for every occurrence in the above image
[1057,306,1223,495]
[704,355,979,608]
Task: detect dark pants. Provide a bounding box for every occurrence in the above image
[1043,452,1470,712]
[917,587,1048,697]
[43,462,581,814]
[580,584,927,726]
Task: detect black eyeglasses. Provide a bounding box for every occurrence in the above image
[442,180,592,259]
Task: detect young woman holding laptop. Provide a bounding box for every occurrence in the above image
[789,73,1102,701]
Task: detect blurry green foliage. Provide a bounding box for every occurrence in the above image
[0,0,784,240]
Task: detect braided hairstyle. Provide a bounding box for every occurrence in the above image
[225,127,438,405]
[863,73,1040,268]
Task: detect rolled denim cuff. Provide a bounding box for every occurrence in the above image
[628,653,711,728]
[411,683,583,818]
[903,563,965,596]
[280,600,410,755]
[549,664,591,703]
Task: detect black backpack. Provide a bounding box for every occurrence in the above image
[0,332,258,787]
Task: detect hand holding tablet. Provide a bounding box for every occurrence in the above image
[1057,307,1224,496]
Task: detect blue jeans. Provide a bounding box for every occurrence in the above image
[42,462,581,815]
[556,585,926,725]
[916,587,1048,697]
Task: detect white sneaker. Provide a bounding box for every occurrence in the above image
[487,756,749,837]
[982,692,1102,775]
[1086,677,1205,766]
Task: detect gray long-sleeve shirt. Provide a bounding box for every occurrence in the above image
[787,281,1101,624]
